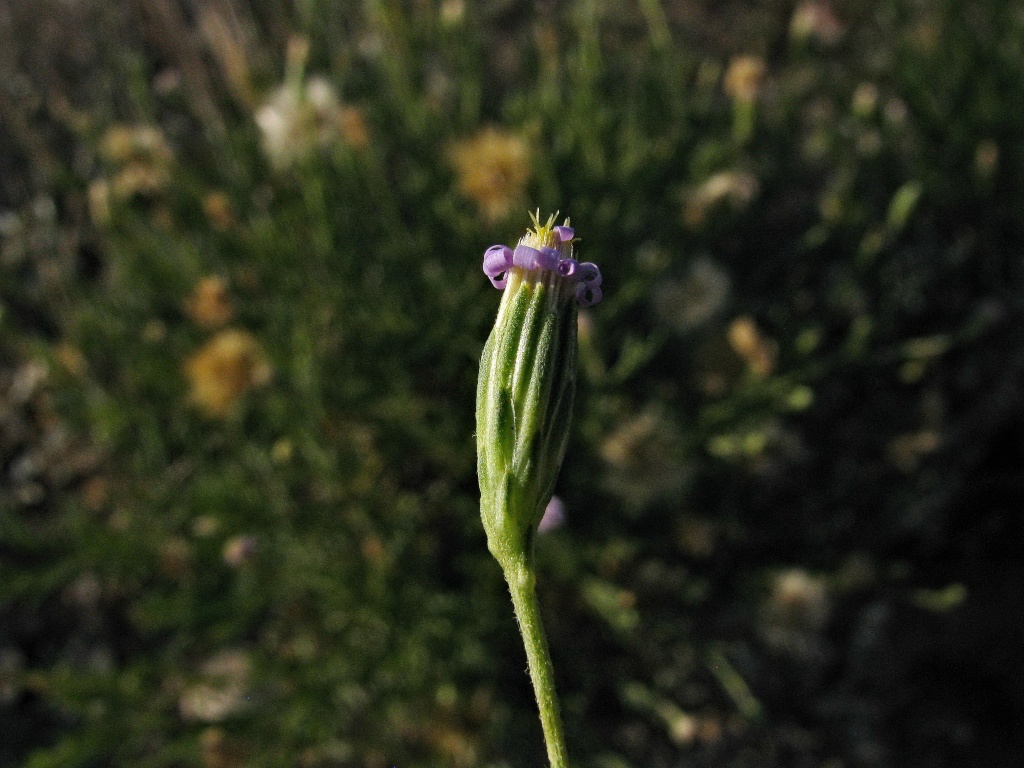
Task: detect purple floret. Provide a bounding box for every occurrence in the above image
[576,262,602,287]
[537,247,561,271]
[513,244,541,270]
[576,282,603,308]
[483,244,513,288]
[554,225,574,242]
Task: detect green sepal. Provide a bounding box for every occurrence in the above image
[477,274,578,571]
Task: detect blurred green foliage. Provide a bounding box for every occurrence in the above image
[2,1,1023,766]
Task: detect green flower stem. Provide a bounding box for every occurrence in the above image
[504,558,569,768]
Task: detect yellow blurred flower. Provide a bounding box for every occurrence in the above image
[851,82,880,119]
[449,127,532,223]
[55,342,88,377]
[202,192,235,232]
[887,429,941,472]
[191,515,221,538]
[101,125,171,165]
[159,536,192,581]
[199,727,246,768]
[427,721,478,767]
[339,105,370,150]
[184,330,271,417]
[99,124,174,199]
[81,476,109,512]
[728,315,777,377]
[723,56,765,103]
[87,180,111,226]
[184,276,233,329]
[974,140,999,181]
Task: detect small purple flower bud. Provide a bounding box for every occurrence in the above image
[557,258,578,278]
[538,496,566,533]
[478,212,594,569]
[513,244,542,270]
[576,282,603,308]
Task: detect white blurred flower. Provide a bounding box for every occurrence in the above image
[790,1,845,46]
[600,409,687,509]
[0,647,25,704]
[440,0,465,26]
[851,82,880,119]
[759,569,832,658]
[222,534,258,567]
[974,140,999,181]
[179,649,252,723]
[653,256,731,333]
[256,76,366,170]
[684,170,759,228]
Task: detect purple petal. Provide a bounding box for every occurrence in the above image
[554,225,574,242]
[513,244,541,270]
[537,247,561,271]
[557,258,579,277]
[576,282,603,307]
[488,274,508,289]
[577,262,602,287]
[483,244,513,277]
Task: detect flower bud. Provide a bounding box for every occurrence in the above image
[476,213,601,570]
